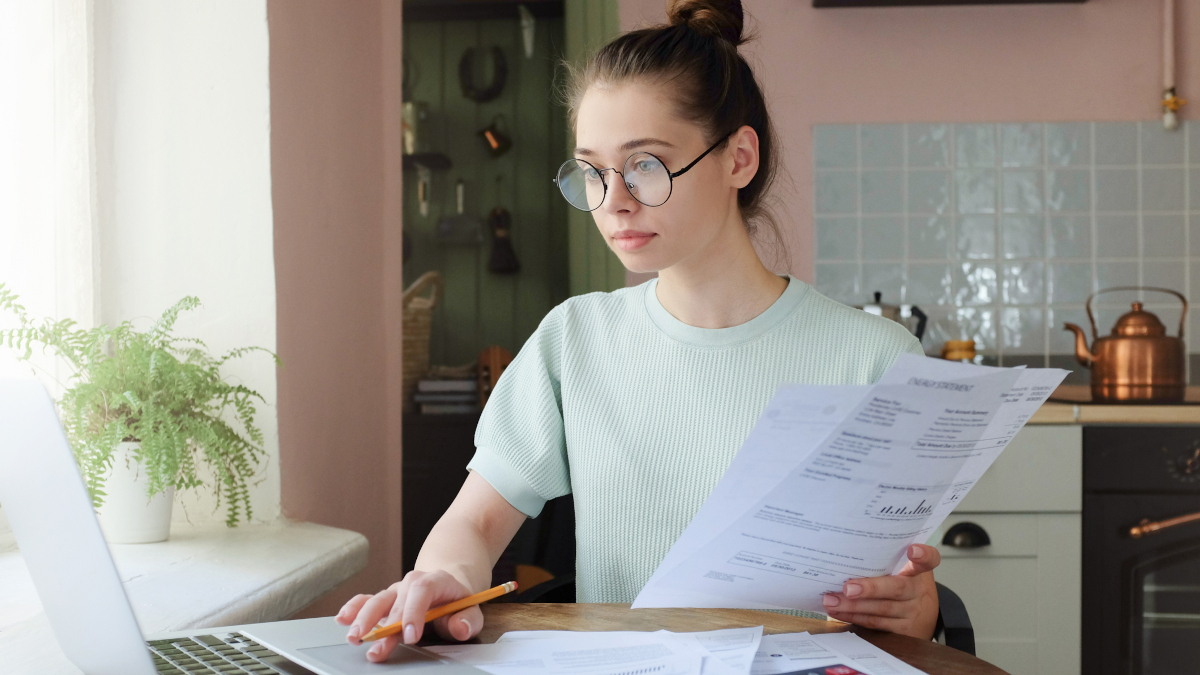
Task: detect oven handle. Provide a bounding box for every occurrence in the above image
[1129,511,1200,538]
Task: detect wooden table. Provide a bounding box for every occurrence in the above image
[477,604,1008,675]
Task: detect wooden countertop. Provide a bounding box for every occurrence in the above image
[478,604,1007,675]
[1028,385,1200,424]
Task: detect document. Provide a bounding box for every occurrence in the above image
[497,626,763,675]
[635,354,1067,613]
[751,632,926,675]
[428,630,704,675]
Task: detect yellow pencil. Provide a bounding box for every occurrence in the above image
[361,581,518,642]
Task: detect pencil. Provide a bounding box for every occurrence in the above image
[360,581,518,642]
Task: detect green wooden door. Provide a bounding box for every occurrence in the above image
[403,17,570,366]
[564,0,626,296]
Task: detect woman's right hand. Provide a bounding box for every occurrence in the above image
[335,569,484,663]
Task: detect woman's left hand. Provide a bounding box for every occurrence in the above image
[820,543,941,639]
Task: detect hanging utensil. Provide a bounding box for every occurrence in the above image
[477,115,512,158]
[437,179,484,245]
[488,206,520,274]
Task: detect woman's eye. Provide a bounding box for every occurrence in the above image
[635,161,655,173]
[583,168,601,181]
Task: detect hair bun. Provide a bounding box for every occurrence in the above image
[666,0,745,46]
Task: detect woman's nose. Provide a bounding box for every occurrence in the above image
[602,172,640,213]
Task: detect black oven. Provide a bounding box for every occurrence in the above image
[1083,425,1200,674]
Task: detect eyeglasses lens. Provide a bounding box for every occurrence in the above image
[622,153,670,207]
[557,160,607,211]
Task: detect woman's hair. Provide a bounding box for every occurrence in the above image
[565,0,786,261]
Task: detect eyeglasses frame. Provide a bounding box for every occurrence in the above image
[551,131,734,212]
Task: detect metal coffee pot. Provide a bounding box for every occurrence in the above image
[856,291,927,342]
[1062,286,1188,403]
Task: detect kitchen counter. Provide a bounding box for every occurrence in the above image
[1028,385,1200,424]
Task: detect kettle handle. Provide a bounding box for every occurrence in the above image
[1085,286,1188,340]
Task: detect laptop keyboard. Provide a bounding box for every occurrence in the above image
[147,632,315,675]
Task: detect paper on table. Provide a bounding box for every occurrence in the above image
[810,632,927,674]
[497,626,763,675]
[752,632,926,675]
[636,354,1067,613]
[428,631,703,675]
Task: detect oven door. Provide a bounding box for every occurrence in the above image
[1085,493,1200,674]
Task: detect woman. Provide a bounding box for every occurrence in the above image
[340,0,940,661]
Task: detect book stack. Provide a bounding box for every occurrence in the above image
[414,378,479,414]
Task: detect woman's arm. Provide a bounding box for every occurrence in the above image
[335,470,528,662]
[820,543,941,639]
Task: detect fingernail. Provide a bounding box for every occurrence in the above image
[369,643,384,658]
[845,583,862,597]
[910,545,924,559]
[403,624,416,644]
[347,625,361,641]
[822,594,840,607]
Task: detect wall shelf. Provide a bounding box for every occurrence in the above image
[402,152,452,172]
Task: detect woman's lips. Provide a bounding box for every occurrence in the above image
[612,231,656,252]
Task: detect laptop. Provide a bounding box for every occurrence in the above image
[0,379,484,675]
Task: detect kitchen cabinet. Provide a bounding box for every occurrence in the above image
[930,425,1081,675]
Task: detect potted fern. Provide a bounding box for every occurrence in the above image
[0,283,278,542]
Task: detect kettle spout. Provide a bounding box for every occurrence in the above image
[1062,323,1094,367]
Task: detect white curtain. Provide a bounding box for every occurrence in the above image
[0,0,97,534]
[0,0,99,386]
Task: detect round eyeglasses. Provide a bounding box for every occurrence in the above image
[552,133,732,212]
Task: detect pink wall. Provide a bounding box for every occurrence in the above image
[619,0,1199,282]
[268,0,406,617]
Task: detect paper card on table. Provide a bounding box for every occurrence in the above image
[429,631,703,675]
[496,627,762,675]
[635,354,1067,613]
[751,632,927,675]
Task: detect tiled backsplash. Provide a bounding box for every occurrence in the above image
[812,121,1200,382]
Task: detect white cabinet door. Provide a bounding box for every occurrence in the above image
[930,513,1080,675]
[957,425,1081,513]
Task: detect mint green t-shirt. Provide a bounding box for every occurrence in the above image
[468,276,924,604]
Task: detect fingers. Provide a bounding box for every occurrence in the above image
[346,588,399,645]
[898,544,941,576]
[335,594,372,626]
[432,605,484,642]
[841,574,916,602]
[821,593,905,618]
[400,570,472,645]
[366,634,401,663]
[821,609,911,634]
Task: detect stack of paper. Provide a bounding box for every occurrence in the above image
[428,626,760,675]
[428,628,926,675]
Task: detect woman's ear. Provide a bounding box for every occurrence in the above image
[728,125,760,190]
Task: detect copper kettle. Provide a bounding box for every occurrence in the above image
[1063,286,1188,403]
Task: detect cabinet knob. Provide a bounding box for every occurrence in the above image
[942,521,991,549]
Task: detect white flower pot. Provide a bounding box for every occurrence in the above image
[95,442,175,544]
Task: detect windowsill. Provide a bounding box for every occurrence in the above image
[0,519,368,675]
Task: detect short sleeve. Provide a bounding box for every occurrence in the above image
[468,306,571,518]
[868,328,926,383]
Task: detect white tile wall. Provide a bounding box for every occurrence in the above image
[813,121,1199,381]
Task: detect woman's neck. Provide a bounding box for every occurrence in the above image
[654,213,788,329]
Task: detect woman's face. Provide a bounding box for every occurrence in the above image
[573,81,754,274]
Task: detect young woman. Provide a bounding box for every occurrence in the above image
[340,0,940,661]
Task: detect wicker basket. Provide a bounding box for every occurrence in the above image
[402,271,442,412]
